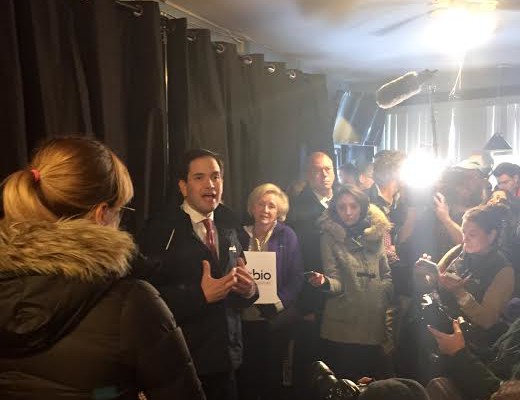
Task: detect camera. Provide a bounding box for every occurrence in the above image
[420,292,457,334]
[310,361,366,400]
[419,293,479,349]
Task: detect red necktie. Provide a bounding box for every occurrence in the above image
[202,218,218,260]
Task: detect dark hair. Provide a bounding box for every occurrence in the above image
[359,378,429,400]
[329,184,369,224]
[463,204,504,234]
[338,163,359,182]
[177,149,224,182]
[2,137,133,222]
[493,162,520,178]
[357,161,374,175]
[437,167,468,204]
[373,150,405,187]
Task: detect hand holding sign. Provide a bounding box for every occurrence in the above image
[244,251,278,304]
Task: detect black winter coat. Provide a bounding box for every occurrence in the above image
[0,219,204,400]
[137,203,258,376]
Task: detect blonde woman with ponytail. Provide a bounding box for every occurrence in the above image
[0,137,204,400]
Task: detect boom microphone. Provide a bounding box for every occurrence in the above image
[376,69,437,109]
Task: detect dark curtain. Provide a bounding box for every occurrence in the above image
[214,42,253,219]
[302,73,334,154]
[1,0,166,232]
[165,19,334,217]
[3,7,333,225]
[0,0,28,177]
[253,66,334,190]
[166,20,231,205]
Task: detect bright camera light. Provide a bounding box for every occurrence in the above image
[400,150,446,189]
[423,6,497,56]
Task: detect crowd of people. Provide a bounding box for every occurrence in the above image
[1,136,520,400]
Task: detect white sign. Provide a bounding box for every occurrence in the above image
[244,251,278,304]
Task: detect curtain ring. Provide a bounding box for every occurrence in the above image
[287,70,297,80]
[132,4,143,17]
[214,43,226,54]
[265,64,276,74]
[241,55,253,65]
[187,32,197,42]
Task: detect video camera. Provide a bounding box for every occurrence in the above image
[310,361,367,400]
[413,259,479,353]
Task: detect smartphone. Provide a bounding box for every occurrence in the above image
[304,271,317,277]
[416,258,439,273]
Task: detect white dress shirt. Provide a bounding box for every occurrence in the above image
[312,191,333,209]
[182,201,219,257]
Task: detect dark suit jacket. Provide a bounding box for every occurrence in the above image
[286,185,327,314]
[137,203,257,376]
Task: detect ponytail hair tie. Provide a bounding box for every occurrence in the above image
[30,169,41,183]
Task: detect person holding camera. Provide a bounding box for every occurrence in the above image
[434,204,514,338]
[307,185,393,380]
[402,203,514,384]
[427,316,520,400]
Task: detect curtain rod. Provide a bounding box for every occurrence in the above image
[159,0,248,46]
[115,0,143,17]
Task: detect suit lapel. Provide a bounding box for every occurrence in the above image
[217,227,232,274]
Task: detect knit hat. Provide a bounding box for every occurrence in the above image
[359,378,430,400]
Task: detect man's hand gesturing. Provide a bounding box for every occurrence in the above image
[200,260,237,303]
[231,257,257,299]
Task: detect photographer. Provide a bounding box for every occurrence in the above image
[428,317,520,400]
[398,203,514,382]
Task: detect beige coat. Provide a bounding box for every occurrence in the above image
[319,204,393,346]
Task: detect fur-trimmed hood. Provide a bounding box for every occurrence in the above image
[0,218,136,281]
[319,204,391,244]
[0,219,136,357]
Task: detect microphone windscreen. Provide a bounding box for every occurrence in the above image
[376,71,422,109]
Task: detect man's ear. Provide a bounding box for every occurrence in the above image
[178,180,188,198]
[93,203,110,225]
[514,175,519,185]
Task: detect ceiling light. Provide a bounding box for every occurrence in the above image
[423,5,497,56]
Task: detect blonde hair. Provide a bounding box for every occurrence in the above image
[2,137,133,222]
[247,183,289,222]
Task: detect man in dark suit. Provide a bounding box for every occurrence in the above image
[138,149,257,400]
[287,151,335,315]
[286,151,335,393]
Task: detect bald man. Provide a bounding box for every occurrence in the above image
[286,152,336,392]
[288,152,335,284]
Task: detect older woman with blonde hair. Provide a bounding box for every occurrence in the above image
[238,183,304,400]
[0,137,204,400]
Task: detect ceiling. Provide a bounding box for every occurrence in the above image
[164,0,520,87]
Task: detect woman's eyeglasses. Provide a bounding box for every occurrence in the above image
[119,206,136,228]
